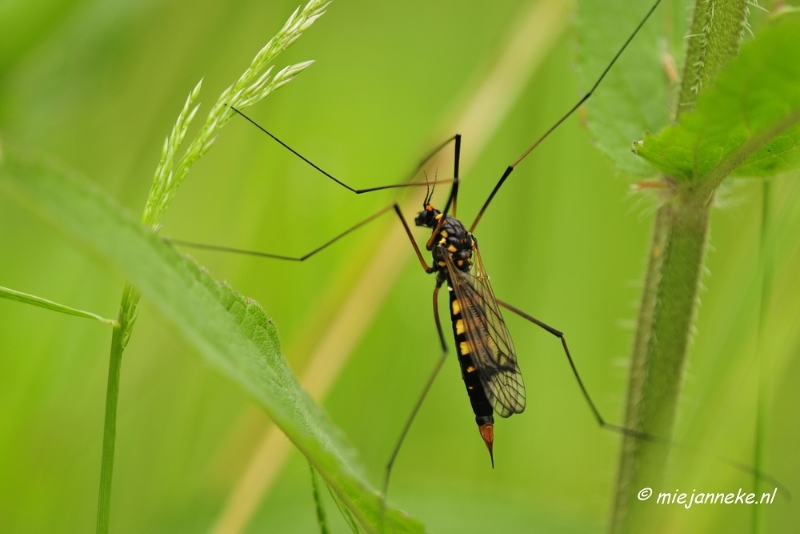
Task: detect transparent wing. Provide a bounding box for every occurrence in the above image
[445,248,525,417]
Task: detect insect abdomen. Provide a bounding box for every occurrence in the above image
[448,286,495,462]
[448,287,493,424]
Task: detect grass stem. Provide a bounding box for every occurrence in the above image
[96,283,137,534]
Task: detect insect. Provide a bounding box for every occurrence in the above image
[167,0,784,507]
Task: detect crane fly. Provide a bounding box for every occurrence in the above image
[417,191,525,464]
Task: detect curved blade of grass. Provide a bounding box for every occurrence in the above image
[0,285,118,326]
[327,481,360,534]
[0,144,423,534]
[575,0,692,176]
[634,14,800,184]
[308,462,331,534]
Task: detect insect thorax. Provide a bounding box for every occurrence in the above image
[432,216,475,279]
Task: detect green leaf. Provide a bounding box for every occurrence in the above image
[634,14,800,184]
[0,143,423,534]
[0,285,117,326]
[576,0,692,176]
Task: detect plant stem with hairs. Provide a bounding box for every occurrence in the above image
[610,1,751,532]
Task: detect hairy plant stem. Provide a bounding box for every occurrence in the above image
[609,1,749,532]
[96,283,139,534]
[610,194,712,532]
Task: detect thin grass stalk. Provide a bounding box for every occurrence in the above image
[96,283,138,534]
[309,463,331,534]
[609,1,750,532]
[752,178,773,533]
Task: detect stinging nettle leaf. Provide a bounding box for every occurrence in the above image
[633,14,800,184]
[576,0,692,176]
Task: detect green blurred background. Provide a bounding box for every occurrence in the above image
[1,0,799,532]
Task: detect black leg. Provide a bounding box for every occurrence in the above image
[426,134,462,249]
[495,298,616,432]
[496,298,791,499]
[469,0,663,233]
[166,202,437,273]
[166,204,396,262]
[232,106,458,194]
[450,133,462,218]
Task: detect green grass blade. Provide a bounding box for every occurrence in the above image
[0,145,423,534]
[309,462,331,534]
[327,481,361,534]
[95,298,129,534]
[634,14,800,183]
[0,285,117,326]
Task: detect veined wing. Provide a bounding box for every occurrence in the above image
[445,248,525,417]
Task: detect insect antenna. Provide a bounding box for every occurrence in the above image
[422,170,433,207]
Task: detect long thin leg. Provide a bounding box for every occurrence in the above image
[496,298,627,434]
[392,204,435,273]
[166,202,436,273]
[166,204,395,262]
[496,298,791,498]
[232,106,457,194]
[383,282,449,500]
[426,134,462,250]
[469,0,662,233]
[450,133,462,218]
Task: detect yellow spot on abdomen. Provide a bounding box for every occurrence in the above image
[466,365,476,373]
[452,299,461,315]
[447,244,457,253]
[455,319,465,335]
[459,341,471,355]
